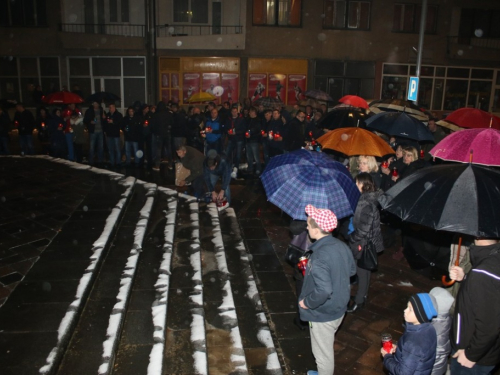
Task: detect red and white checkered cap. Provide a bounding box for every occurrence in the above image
[305,205,338,232]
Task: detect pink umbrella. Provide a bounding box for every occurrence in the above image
[430,128,500,166]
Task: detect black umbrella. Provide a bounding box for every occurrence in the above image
[365,111,434,142]
[254,96,283,108]
[0,99,18,109]
[317,107,369,130]
[86,91,120,103]
[369,98,428,121]
[379,163,500,238]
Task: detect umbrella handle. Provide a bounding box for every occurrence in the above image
[442,237,462,287]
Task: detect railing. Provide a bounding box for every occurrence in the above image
[447,36,500,51]
[156,24,243,37]
[59,23,145,37]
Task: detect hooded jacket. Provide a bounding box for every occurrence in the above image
[299,235,356,322]
[384,322,437,375]
[451,242,500,366]
[349,189,384,257]
[429,287,454,375]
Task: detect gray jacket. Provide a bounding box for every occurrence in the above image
[299,235,356,322]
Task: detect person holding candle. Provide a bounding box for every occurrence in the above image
[381,293,437,375]
[245,107,263,176]
[299,205,356,375]
[267,109,285,157]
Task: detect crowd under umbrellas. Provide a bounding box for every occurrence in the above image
[259,93,500,375]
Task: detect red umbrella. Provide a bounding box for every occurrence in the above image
[42,91,84,105]
[445,108,500,130]
[338,95,369,109]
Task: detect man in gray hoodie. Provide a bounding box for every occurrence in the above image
[429,287,455,375]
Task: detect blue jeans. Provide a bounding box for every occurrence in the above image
[209,173,231,204]
[225,141,244,169]
[246,142,261,173]
[125,141,141,165]
[451,353,495,375]
[65,133,75,161]
[106,136,121,166]
[89,131,104,165]
[19,134,34,155]
[0,136,10,155]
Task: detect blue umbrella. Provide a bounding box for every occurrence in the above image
[261,149,360,220]
[365,111,434,142]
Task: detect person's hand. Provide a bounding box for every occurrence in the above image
[211,191,218,202]
[178,180,186,187]
[276,136,283,141]
[381,348,389,357]
[217,190,224,200]
[391,175,399,182]
[449,266,465,282]
[453,349,476,368]
[299,299,308,309]
[108,119,113,123]
[381,166,390,175]
[262,132,267,137]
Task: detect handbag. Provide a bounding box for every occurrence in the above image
[356,219,378,271]
[357,240,378,271]
[284,244,306,267]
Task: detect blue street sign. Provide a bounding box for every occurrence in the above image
[407,77,419,102]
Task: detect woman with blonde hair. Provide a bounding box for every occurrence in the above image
[357,155,381,189]
[391,145,425,183]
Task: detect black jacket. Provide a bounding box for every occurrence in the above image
[226,115,246,142]
[105,110,123,138]
[171,111,188,138]
[83,107,105,134]
[14,109,35,136]
[284,118,304,152]
[0,111,12,137]
[151,102,173,138]
[348,190,384,257]
[246,116,262,143]
[452,242,500,366]
[122,115,142,142]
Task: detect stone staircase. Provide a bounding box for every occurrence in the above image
[0,159,281,375]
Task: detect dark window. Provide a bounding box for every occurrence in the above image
[0,57,19,76]
[123,58,145,76]
[383,64,408,75]
[92,58,121,77]
[110,0,118,22]
[0,0,47,27]
[69,58,90,76]
[121,0,129,22]
[39,57,59,76]
[393,3,438,34]
[459,9,500,38]
[323,0,371,30]
[174,0,208,24]
[253,0,302,27]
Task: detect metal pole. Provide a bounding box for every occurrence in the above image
[415,0,427,105]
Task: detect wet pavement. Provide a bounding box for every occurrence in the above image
[0,156,492,375]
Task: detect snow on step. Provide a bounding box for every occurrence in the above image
[98,182,157,375]
[225,208,282,374]
[147,187,178,375]
[208,204,248,374]
[39,176,136,375]
[189,199,208,375]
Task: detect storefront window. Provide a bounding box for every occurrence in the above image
[467,81,491,111]
[432,79,444,110]
[381,76,408,100]
[443,80,469,110]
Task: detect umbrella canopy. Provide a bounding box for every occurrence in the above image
[436,119,463,133]
[86,91,120,103]
[187,92,216,103]
[430,128,500,166]
[365,111,434,142]
[254,96,283,108]
[369,99,428,121]
[304,89,334,102]
[261,149,360,220]
[379,163,500,238]
[317,107,369,130]
[299,98,320,108]
[339,95,369,109]
[42,91,84,105]
[317,127,395,157]
[444,108,500,130]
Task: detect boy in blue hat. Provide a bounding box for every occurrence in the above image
[382,293,438,375]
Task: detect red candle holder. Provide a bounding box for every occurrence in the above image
[392,168,399,177]
[381,333,393,352]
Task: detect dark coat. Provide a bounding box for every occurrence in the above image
[299,235,356,322]
[0,111,12,137]
[284,118,304,152]
[14,109,35,136]
[105,110,123,138]
[400,159,426,180]
[226,115,246,142]
[179,146,205,183]
[245,116,262,143]
[151,102,173,138]
[383,322,437,375]
[48,115,67,148]
[204,156,231,192]
[83,107,105,134]
[122,115,142,143]
[268,118,285,151]
[348,189,384,257]
[452,242,500,366]
[171,111,188,138]
[205,116,222,144]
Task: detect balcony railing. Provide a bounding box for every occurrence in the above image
[447,36,500,51]
[59,23,145,37]
[156,24,243,37]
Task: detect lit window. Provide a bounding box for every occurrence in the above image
[392,3,438,34]
[323,0,371,30]
[253,0,302,27]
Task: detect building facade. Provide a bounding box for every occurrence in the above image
[1,0,500,115]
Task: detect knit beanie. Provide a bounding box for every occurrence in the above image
[409,293,438,323]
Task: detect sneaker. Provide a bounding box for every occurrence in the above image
[152,166,160,171]
[347,298,365,313]
[231,167,238,179]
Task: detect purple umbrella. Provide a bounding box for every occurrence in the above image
[430,128,500,166]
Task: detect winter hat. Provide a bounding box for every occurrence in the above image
[305,205,338,232]
[207,149,218,160]
[409,293,438,323]
[429,287,454,316]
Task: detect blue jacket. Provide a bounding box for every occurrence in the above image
[204,156,231,192]
[299,235,355,322]
[205,116,222,144]
[384,323,437,375]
